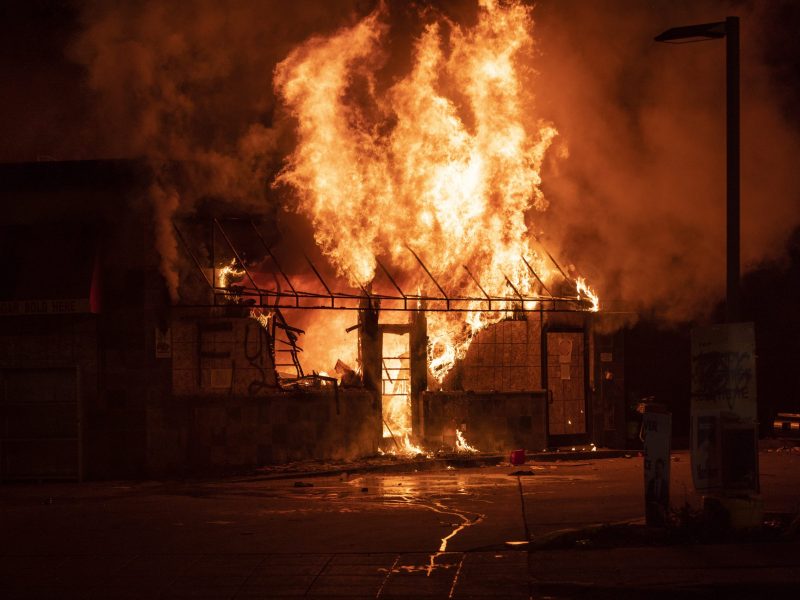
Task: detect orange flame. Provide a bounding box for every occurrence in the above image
[275,1,597,381]
[455,429,479,454]
[217,259,245,288]
[382,333,411,439]
[576,277,600,312]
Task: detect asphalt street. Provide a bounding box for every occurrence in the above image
[1,449,799,598]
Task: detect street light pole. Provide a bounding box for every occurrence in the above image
[657,18,759,530]
[655,16,740,323]
[725,16,740,323]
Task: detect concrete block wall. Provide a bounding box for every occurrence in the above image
[146,388,380,474]
[171,310,278,397]
[423,390,547,453]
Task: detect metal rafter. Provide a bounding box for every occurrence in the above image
[174,219,596,313]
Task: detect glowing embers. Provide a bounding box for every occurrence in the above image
[249,307,272,330]
[378,435,427,458]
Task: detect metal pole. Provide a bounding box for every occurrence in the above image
[726,16,740,323]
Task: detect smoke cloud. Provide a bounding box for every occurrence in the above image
[68,0,366,296]
[532,0,800,320]
[62,0,800,326]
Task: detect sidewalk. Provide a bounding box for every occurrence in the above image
[529,542,800,598]
[0,550,530,599]
[247,447,633,482]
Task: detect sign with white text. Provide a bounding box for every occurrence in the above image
[0,298,92,316]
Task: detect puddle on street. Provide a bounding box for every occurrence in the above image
[345,473,493,575]
[210,467,599,573]
[261,472,501,575]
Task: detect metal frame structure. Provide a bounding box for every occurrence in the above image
[173,219,597,314]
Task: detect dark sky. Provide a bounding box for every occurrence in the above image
[0,1,87,162]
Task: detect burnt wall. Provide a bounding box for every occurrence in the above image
[445,318,544,392]
[146,388,380,474]
[171,308,278,397]
[423,391,547,453]
[149,308,384,474]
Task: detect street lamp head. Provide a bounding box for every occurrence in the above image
[655,20,727,43]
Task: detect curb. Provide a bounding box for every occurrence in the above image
[244,449,632,481]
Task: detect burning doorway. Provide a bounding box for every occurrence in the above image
[371,310,429,454]
[381,332,410,443]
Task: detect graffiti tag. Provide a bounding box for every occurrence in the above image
[691,351,753,411]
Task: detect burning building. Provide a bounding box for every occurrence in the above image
[0,1,632,480]
[0,158,620,480]
[173,212,606,458]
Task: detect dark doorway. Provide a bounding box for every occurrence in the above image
[545,331,588,445]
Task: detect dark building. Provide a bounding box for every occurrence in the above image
[0,161,378,480]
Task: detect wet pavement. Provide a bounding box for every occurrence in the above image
[1,450,800,598]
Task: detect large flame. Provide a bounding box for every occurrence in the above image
[274,0,596,381]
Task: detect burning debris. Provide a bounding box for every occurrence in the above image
[455,429,479,454]
[334,359,360,387]
[378,435,429,459]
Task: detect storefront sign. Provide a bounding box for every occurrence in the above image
[0,298,92,316]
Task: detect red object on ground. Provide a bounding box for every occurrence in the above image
[510,449,526,466]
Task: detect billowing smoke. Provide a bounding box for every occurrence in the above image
[533,0,800,321]
[149,182,180,300]
[68,0,364,299]
[64,0,800,329]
